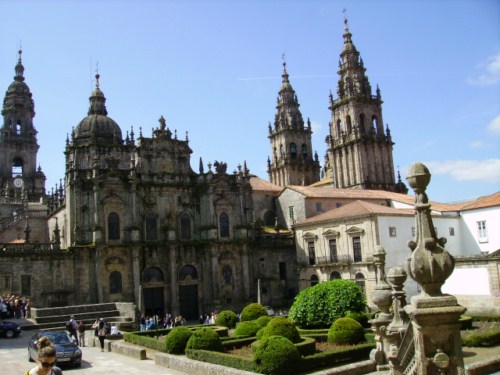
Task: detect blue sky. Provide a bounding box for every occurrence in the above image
[1,0,499,203]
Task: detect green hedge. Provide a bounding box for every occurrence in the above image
[468,315,500,322]
[123,332,167,352]
[294,336,317,356]
[220,336,256,350]
[297,342,375,373]
[186,349,256,372]
[462,330,500,347]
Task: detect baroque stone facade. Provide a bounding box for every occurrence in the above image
[0,55,297,318]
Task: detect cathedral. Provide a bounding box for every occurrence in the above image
[0,18,402,317]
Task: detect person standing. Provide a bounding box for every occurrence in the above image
[24,336,63,375]
[139,314,146,332]
[77,321,86,347]
[97,319,106,352]
[66,315,79,346]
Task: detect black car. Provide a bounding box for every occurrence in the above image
[28,331,82,367]
[0,320,21,338]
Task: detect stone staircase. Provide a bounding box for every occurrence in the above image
[29,302,137,331]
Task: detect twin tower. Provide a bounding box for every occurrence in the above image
[267,18,402,193]
[0,18,401,198]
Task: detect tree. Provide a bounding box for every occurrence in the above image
[288,280,366,327]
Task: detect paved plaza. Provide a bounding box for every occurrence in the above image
[0,326,188,375]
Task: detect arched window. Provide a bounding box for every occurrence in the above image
[310,274,319,287]
[359,114,366,134]
[330,271,341,280]
[108,212,120,240]
[301,144,308,160]
[290,143,297,160]
[109,271,122,294]
[222,265,233,284]
[372,116,379,133]
[145,214,157,241]
[179,265,198,281]
[279,144,284,158]
[219,212,229,238]
[336,120,343,136]
[346,115,352,133]
[355,273,366,294]
[180,213,191,240]
[143,267,164,283]
[16,120,22,135]
[11,157,23,177]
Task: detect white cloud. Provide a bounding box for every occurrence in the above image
[468,52,500,86]
[425,159,500,183]
[487,115,500,135]
[469,140,484,149]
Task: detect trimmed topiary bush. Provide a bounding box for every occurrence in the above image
[164,326,193,354]
[259,316,301,343]
[289,280,366,327]
[186,327,223,352]
[256,315,272,328]
[215,310,239,329]
[234,320,261,336]
[328,317,365,345]
[345,311,370,328]
[240,303,268,322]
[254,335,301,375]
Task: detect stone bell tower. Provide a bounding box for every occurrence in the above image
[0,50,46,200]
[267,62,320,187]
[324,17,397,191]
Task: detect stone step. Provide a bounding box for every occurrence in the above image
[34,309,121,324]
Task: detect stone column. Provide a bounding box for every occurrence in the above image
[369,246,393,370]
[403,163,466,375]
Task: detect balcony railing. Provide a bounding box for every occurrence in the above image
[313,254,374,266]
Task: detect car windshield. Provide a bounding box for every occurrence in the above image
[42,332,73,345]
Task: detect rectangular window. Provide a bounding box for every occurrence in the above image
[449,227,455,236]
[308,241,316,265]
[21,275,31,296]
[329,239,338,263]
[389,227,397,237]
[315,202,323,212]
[4,275,10,289]
[279,262,287,280]
[411,227,416,237]
[477,221,488,242]
[353,237,362,262]
[288,206,295,221]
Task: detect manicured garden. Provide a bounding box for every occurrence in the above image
[123,280,500,374]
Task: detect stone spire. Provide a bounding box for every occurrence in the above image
[88,73,108,116]
[0,49,44,200]
[267,61,320,187]
[323,15,397,191]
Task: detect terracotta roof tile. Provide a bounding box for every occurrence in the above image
[283,185,455,211]
[443,191,500,211]
[295,200,414,226]
[249,176,283,194]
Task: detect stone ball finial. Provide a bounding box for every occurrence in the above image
[387,266,407,288]
[406,162,431,191]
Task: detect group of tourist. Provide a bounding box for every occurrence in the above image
[200,312,218,325]
[0,294,31,319]
[139,313,187,331]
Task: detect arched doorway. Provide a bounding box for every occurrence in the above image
[142,267,165,317]
[178,265,199,320]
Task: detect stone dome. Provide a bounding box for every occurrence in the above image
[73,74,122,145]
[74,113,122,144]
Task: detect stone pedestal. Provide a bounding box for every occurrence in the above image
[405,295,466,375]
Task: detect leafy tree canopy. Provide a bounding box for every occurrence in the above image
[288,280,366,327]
